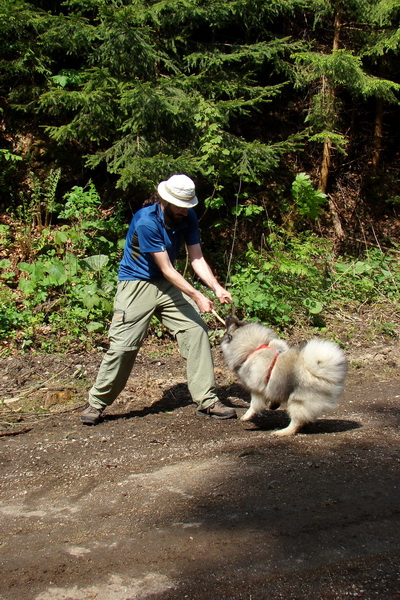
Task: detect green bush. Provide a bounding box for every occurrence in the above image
[0,181,126,352]
[332,248,400,303]
[228,229,399,330]
[0,284,25,337]
[2,173,399,354]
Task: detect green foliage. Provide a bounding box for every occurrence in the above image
[0,148,23,203]
[362,0,400,59]
[228,230,399,329]
[1,173,399,353]
[229,231,333,328]
[9,168,61,260]
[331,248,400,303]
[6,0,310,199]
[292,37,400,161]
[291,172,327,219]
[28,168,61,230]
[0,149,23,163]
[0,179,126,352]
[0,225,12,249]
[59,182,101,222]
[17,251,114,318]
[0,283,26,339]
[2,0,399,220]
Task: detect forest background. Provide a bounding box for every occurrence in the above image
[0,0,399,355]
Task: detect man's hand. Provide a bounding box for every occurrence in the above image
[193,291,215,313]
[152,250,217,313]
[213,284,232,305]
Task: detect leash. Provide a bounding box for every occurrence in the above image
[244,343,280,382]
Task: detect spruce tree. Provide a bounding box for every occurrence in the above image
[292,0,399,196]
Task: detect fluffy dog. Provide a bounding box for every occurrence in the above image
[220,316,348,436]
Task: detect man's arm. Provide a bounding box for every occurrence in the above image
[151,250,214,313]
[188,244,232,304]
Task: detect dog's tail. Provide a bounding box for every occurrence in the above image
[301,339,347,385]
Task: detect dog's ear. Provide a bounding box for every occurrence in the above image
[225,315,238,329]
[225,315,245,331]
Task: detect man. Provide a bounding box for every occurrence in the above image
[81,174,237,425]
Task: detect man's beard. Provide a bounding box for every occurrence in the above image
[164,203,186,227]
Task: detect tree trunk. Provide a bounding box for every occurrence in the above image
[332,11,341,52]
[328,194,345,239]
[372,96,383,172]
[319,135,331,194]
[320,11,345,239]
[319,11,341,194]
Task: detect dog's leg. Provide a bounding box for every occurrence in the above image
[271,420,305,436]
[272,396,310,436]
[241,407,258,421]
[241,393,265,422]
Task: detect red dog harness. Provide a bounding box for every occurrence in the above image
[245,344,280,382]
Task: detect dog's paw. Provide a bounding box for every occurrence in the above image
[271,425,299,436]
[241,409,257,422]
[241,414,253,422]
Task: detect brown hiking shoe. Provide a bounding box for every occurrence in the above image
[196,400,237,420]
[81,403,104,425]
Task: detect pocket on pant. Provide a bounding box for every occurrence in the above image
[112,310,125,324]
[109,305,153,351]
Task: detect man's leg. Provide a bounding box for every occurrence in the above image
[88,349,139,410]
[82,281,156,424]
[156,281,236,418]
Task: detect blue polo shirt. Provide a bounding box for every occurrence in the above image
[118,203,200,281]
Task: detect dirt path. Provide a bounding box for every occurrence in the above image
[0,341,399,600]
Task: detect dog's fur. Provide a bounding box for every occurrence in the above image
[220,316,348,436]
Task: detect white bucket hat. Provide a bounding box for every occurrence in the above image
[157,174,198,208]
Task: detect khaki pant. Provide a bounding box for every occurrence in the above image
[89,280,219,410]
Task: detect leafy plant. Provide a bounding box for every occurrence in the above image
[0,225,12,249]
[0,177,127,352]
[0,149,23,163]
[29,168,61,231]
[229,232,333,328]
[228,229,400,330]
[331,248,400,303]
[0,284,25,338]
[291,172,327,220]
[59,182,101,223]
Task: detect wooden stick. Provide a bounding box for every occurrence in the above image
[211,309,226,326]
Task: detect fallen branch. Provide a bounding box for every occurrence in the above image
[0,427,32,438]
